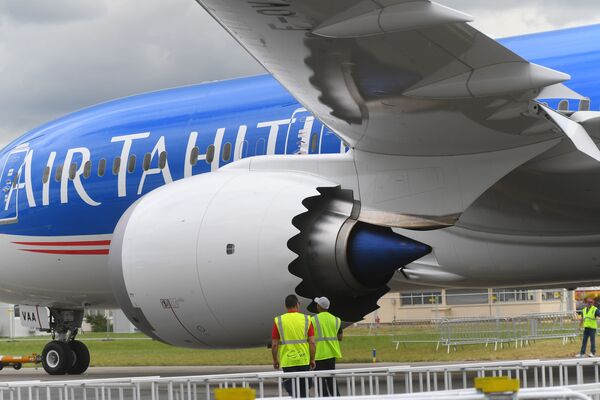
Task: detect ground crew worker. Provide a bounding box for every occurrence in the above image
[578,297,600,357]
[272,294,316,397]
[312,296,343,397]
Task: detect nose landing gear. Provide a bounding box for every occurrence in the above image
[40,309,90,375]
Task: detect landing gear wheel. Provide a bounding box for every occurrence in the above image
[42,341,73,375]
[67,340,90,375]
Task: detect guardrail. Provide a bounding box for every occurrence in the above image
[1,359,600,399]
[392,313,579,352]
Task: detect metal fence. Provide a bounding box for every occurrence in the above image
[3,359,600,399]
[391,313,579,352]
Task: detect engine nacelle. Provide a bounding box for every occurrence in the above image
[108,170,430,348]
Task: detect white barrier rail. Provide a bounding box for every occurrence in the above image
[392,313,580,352]
[2,359,600,399]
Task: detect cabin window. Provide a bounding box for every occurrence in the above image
[98,159,106,177]
[240,140,248,159]
[310,134,318,153]
[206,145,215,164]
[69,163,77,180]
[42,166,50,184]
[222,142,231,162]
[112,157,121,175]
[55,164,63,182]
[190,146,199,166]
[127,155,136,173]
[158,151,167,170]
[255,138,265,155]
[83,161,92,179]
[143,153,151,171]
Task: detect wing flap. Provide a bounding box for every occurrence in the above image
[313,1,473,38]
[196,0,586,157]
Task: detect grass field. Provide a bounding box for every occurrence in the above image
[0,328,586,367]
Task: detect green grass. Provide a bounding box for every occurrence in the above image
[0,328,587,367]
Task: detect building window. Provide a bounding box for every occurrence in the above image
[54,164,63,182]
[127,155,136,173]
[400,291,442,306]
[98,159,106,177]
[222,142,231,162]
[542,290,562,301]
[112,157,121,175]
[205,145,215,164]
[492,288,535,303]
[446,289,489,305]
[158,151,167,170]
[190,146,199,166]
[83,161,92,179]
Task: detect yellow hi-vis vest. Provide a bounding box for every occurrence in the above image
[312,312,342,361]
[275,312,311,368]
[583,306,598,329]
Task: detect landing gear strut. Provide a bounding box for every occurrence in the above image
[41,309,90,375]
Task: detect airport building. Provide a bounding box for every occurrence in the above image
[365,288,577,323]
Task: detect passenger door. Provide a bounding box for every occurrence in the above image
[0,146,29,224]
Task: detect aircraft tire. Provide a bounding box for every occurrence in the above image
[42,341,73,375]
[67,340,90,375]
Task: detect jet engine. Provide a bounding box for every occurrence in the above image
[108,170,430,348]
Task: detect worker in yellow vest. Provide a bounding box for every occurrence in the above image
[578,297,600,358]
[312,296,343,397]
[272,294,316,397]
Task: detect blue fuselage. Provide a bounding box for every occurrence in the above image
[1,24,600,239]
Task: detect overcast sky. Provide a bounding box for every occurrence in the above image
[0,1,599,146]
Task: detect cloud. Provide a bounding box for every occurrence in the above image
[0,0,108,24]
[0,0,263,145]
[0,1,598,146]
[439,0,600,38]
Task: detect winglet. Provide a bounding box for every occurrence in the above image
[313,1,473,38]
[541,105,600,162]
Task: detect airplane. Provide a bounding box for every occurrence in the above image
[0,0,599,375]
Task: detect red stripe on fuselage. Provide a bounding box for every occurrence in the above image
[20,249,109,255]
[13,240,111,246]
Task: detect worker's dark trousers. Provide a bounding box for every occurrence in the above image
[282,365,310,397]
[315,358,338,397]
[581,327,597,355]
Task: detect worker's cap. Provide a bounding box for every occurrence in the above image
[314,297,330,310]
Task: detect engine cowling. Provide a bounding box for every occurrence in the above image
[108,170,430,348]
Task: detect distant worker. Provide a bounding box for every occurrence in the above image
[312,296,343,397]
[578,297,600,357]
[272,294,316,397]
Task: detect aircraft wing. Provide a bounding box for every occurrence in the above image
[196,0,600,159]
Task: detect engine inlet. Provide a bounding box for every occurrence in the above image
[288,187,431,322]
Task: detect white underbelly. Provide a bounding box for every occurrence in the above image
[0,234,116,308]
